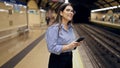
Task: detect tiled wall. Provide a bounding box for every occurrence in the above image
[0,2,27,42]
[91,12,105,20]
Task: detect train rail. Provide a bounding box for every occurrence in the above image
[74,23,120,68]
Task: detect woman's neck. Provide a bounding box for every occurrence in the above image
[62,19,69,26]
[62,19,69,30]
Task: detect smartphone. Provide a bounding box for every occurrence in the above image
[74,36,85,49]
[75,36,85,42]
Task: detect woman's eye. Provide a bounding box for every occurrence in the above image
[65,9,75,14]
[66,9,73,12]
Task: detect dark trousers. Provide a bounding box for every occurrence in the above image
[48,52,73,68]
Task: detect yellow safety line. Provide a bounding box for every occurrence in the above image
[73,48,84,68]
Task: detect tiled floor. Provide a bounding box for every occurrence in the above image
[0,27,46,67]
[15,39,50,68]
[0,26,85,68]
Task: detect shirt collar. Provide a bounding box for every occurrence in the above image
[61,23,73,30]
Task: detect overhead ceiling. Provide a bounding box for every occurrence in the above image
[34,0,119,11]
[94,0,120,8]
[69,0,120,10]
[6,0,120,10]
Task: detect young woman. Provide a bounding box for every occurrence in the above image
[46,3,82,68]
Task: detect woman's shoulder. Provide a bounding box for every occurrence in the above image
[47,23,59,31]
[48,23,59,29]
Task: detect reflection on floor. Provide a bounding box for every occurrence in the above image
[0,25,84,68]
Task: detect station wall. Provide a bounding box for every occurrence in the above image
[0,2,28,42]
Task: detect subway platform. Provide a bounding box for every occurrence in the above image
[0,25,93,68]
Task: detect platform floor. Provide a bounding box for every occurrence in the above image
[0,25,90,68]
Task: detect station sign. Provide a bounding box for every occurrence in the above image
[0,0,27,5]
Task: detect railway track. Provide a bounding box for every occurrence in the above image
[74,24,120,68]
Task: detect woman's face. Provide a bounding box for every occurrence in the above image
[60,5,75,23]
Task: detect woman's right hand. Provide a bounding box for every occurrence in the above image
[62,41,82,52]
[67,41,80,49]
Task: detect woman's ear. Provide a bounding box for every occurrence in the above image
[60,11,63,16]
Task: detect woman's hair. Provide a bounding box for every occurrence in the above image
[54,3,74,24]
[54,3,74,36]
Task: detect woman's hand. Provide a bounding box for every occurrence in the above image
[62,41,83,52]
[68,41,83,49]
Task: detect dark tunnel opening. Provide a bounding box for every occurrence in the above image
[69,0,97,23]
[73,5,91,23]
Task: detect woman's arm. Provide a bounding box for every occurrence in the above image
[46,26,63,55]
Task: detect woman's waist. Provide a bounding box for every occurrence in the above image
[61,51,72,55]
[51,51,72,56]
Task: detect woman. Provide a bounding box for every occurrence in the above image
[46,3,82,68]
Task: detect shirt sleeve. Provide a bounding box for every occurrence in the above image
[45,26,63,55]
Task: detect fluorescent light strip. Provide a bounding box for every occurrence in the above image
[4,2,13,7]
[118,5,120,7]
[91,5,119,12]
[0,9,8,12]
[40,9,46,12]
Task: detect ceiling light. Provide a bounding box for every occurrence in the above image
[91,5,119,12]
[65,0,69,3]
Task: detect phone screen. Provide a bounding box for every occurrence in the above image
[75,37,85,42]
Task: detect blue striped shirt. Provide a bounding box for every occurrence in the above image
[45,23,76,55]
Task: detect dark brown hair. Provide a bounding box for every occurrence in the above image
[55,3,74,24]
